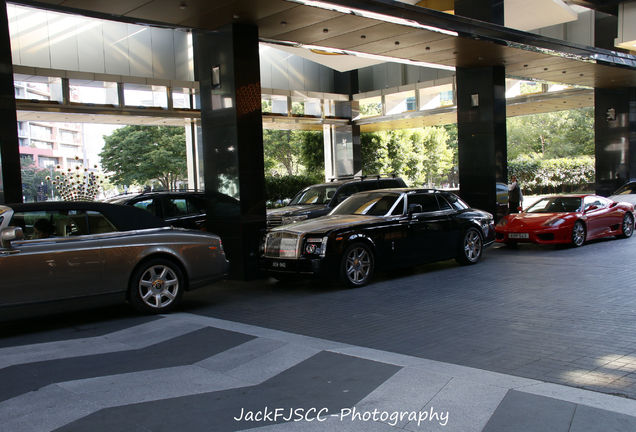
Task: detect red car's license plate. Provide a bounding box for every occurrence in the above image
[508,233,529,239]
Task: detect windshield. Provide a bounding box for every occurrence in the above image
[526,197,582,213]
[331,192,401,216]
[289,185,338,205]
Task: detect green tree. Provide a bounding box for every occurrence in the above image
[361,127,454,186]
[20,162,51,202]
[263,130,324,176]
[507,108,594,160]
[100,125,187,190]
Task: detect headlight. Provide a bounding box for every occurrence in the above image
[303,236,328,257]
[497,218,508,227]
[282,214,309,225]
[543,217,564,227]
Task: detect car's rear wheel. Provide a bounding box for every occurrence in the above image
[340,242,374,287]
[129,258,184,313]
[456,227,483,265]
[619,213,634,239]
[571,221,586,247]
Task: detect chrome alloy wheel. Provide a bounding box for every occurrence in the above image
[138,265,179,309]
[572,222,585,247]
[622,213,634,238]
[345,246,372,285]
[463,229,482,263]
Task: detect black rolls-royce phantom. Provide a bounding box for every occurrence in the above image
[261,188,495,287]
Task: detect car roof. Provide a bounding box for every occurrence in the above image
[7,201,168,231]
[309,177,405,188]
[105,190,205,203]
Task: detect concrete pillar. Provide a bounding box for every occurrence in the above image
[455,0,507,216]
[193,23,266,279]
[0,0,21,204]
[594,87,636,195]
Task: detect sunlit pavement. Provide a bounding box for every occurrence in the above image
[2,234,636,431]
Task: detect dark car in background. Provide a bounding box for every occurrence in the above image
[262,188,495,287]
[106,190,239,230]
[609,180,636,206]
[267,176,407,228]
[0,201,229,320]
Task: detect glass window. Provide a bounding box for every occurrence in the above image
[39,157,58,168]
[358,96,382,118]
[187,197,207,214]
[290,185,339,205]
[436,195,452,211]
[86,210,116,234]
[331,192,400,216]
[583,196,604,211]
[443,192,469,211]
[172,88,192,109]
[69,79,119,105]
[334,184,360,204]
[124,84,168,108]
[164,198,188,218]
[385,90,415,115]
[132,199,159,216]
[391,197,405,215]
[614,182,636,195]
[527,197,582,213]
[407,194,439,212]
[10,209,103,239]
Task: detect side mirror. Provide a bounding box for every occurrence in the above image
[407,203,423,218]
[1,226,24,248]
[585,205,598,213]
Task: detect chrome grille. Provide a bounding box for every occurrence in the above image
[264,232,300,258]
[267,214,283,228]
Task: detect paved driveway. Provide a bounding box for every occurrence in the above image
[183,236,636,399]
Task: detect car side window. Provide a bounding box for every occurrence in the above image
[187,197,207,214]
[407,194,439,212]
[86,211,117,234]
[133,199,159,217]
[334,184,360,204]
[164,198,188,218]
[436,195,453,211]
[10,210,103,239]
[391,197,405,215]
[584,196,604,210]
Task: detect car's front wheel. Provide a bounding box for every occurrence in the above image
[619,213,634,239]
[340,242,374,287]
[129,258,184,313]
[456,227,483,265]
[571,221,586,247]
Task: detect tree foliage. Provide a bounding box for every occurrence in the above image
[20,163,51,202]
[509,155,595,194]
[100,126,187,190]
[361,127,454,186]
[263,130,323,176]
[507,108,594,160]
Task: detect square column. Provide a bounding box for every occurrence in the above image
[193,24,265,279]
[456,66,507,215]
[0,0,21,204]
[594,87,636,195]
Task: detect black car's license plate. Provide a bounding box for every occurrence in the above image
[271,261,287,269]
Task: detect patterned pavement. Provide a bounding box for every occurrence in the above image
[2,313,636,432]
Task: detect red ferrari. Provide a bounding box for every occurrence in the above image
[495,194,634,247]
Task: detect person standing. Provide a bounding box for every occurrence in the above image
[508,175,523,213]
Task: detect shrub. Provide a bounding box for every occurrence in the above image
[509,155,595,194]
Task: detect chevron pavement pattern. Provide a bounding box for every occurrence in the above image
[1,313,636,432]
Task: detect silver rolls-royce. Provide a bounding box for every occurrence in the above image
[0,201,229,320]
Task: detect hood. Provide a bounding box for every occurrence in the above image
[270,214,378,234]
[267,204,328,216]
[505,212,572,228]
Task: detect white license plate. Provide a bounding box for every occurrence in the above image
[272,261,287,269]
[508,233,529,239]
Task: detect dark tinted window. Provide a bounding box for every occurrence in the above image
[10,209,115,239]
[436,195,452,210]
[133,198,159,217]
[443,192,469,211]
[614,182,636,195]
[334,184,360,204]
[391,197,405,215]
[187,196,207,214]
[407,194,439,212]
[164,198,188,218]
